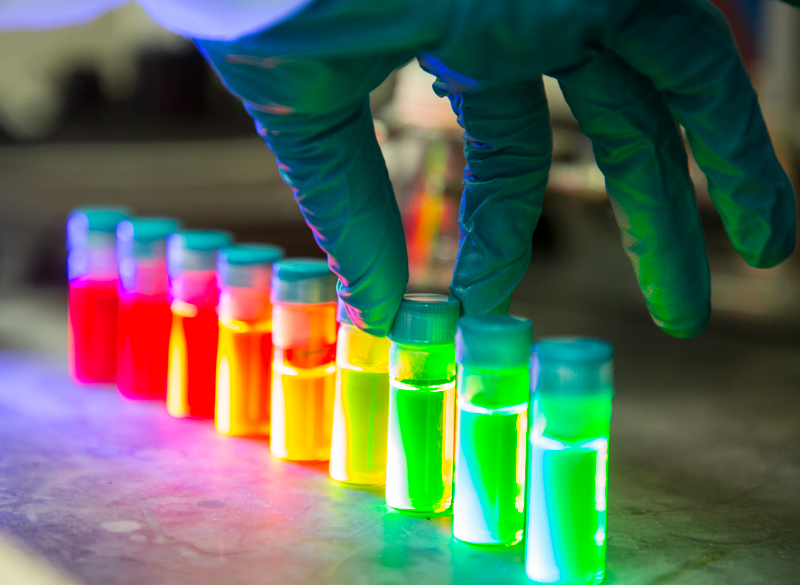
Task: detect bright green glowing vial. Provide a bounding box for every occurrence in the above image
[526,338,614,585]
[386,293,460,514]
[453,315,532,545]
[329,298,391,485]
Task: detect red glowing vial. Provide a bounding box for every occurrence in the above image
[67,206,130,384]
[116,217,182,400]
[165,230,232,419]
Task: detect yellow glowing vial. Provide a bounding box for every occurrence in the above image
[215,244,284,437]
[269,259,338,461]
[329,299,391,485]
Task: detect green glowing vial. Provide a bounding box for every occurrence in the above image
[526,338,614,585]
[386,293,460,514]
[453,315,532,545]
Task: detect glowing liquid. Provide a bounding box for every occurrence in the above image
[270,355,336,461]
[385,379,456,514]
[330,369,390,485]
[68,278,118,384]
[453,402,527,545]
[215,320,273,436]
[526,434,608,585]
[116,292,172,400]
[166,304,219,419]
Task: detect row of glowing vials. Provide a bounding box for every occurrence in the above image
[67,207,614,585]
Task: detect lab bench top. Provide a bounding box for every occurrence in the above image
[0,292,799,585]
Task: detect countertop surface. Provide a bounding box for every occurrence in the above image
[0,291,799,585]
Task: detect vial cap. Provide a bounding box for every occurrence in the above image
[533,337,614,396]
[117,217,182,244]
[271,258,337,303]
[217,243,284,288]
[67,206,131,249]
[167,229,233,276]
[389,293,460,345]
[456,315,533,368]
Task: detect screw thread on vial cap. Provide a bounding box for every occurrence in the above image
[167,230,233,278]
[270,258,337,304]
[532,337,614,396]
[336,297,354,325]
[456,315,533,369]
[217,244,284,289]
[389,294,461,345]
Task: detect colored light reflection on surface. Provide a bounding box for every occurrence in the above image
[68,277,118,384]
[385,378,456,514]
[215,319,273,436]
[117,291,172,400]
[270,302,337,461]
[453,401,527,545]
[166,299,220,419]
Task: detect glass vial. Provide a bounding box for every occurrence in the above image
[166,230,233,418]
[215,243,284,437]
[116,217,181,400]
[386,293,460,514]
[270,258,337,461]
[526,338,614,585]
[453,315,532,545]
[329,298,391,485]
[67,206,130,384]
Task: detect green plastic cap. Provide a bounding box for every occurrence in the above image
[337,297,354,325]
[389,293,460,345]
[271,258,337,303]
[167,229,233,277]
[456,315,532,368]
[217,243,284,288]
[533,337,614,396]
[67,206,131,249]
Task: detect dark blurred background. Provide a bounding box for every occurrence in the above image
[0,1,798,353]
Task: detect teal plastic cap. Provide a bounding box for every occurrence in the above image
[67,206,131,249]
[271,258,337,303]
[117,217,181,261]
[456,315,533,368]
[167,229,233,276]
[533,337,614,396]
[217,243,284,288]
[117,217,182,244]
[389,294,460,345]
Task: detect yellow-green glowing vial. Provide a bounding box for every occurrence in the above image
[526,338,614,585]
[386,294,460,515]
[453,315,532,546]
[329,299,391,485]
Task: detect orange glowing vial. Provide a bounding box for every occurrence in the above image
[330,298,391,485]
[270,258,338,461]
[116,217,182,401]
[215,243,284,437]
[67,206,130,384]
[166,230,232,419]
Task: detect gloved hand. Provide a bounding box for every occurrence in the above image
[194,0,797,338]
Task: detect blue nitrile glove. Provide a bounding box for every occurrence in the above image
[194,0,796,338]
